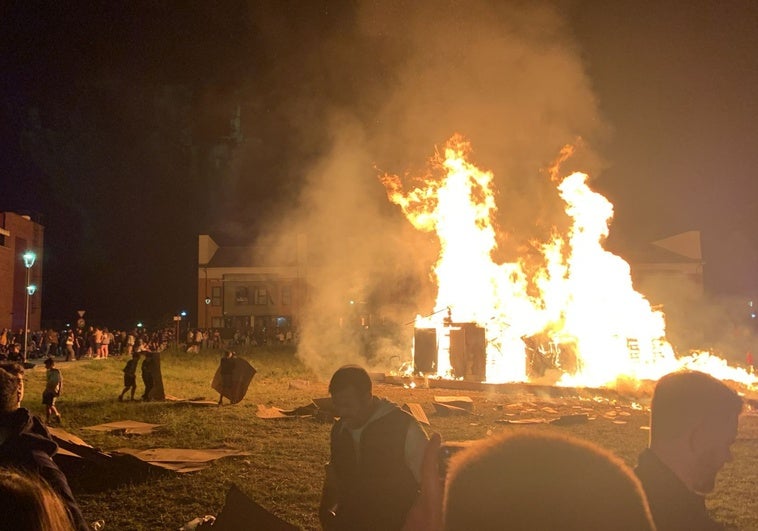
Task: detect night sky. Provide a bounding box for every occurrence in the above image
[1,1,756,328]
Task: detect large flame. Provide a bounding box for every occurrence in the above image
[380,135,756,388]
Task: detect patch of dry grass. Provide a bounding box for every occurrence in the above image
[20,347,758,530]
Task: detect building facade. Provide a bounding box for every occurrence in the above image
[197,234,307,342]
[630,231,705,296]
[0,212,44,331]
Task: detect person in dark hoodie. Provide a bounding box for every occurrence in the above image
[0,362,90,531]
[319,364,428,531]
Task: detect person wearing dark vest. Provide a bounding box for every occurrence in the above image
[635,370,743,531]
[319,365,428,531]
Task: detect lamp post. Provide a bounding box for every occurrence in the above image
[181,310,188,344]
[22,250,36,363]
[203,265,209,329]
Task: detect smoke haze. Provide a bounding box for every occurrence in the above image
[237,1,609,378]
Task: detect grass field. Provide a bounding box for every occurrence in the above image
[19,346,758,530]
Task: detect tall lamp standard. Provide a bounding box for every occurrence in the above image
[22,250,37,363]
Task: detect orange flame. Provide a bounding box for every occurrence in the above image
[381,135,756,388]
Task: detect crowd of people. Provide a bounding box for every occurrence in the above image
[0,324,298,363]
[0,326,172,363]
[0,339,746,530]
[320,365,743,531]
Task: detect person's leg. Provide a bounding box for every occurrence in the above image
[129,384,136,400]
[142,379,153,400]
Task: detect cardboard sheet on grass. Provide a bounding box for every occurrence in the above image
[115,447,252,473]
[256,397,430,425]
[49,426,110,461]
[211,356,257,404]
[83,420,162,435]
[210,484,300,530]
[48,427,172,490]
[164,394,219,406]
[256,402,321,419]
[433,396,474,416]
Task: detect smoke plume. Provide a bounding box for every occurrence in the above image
[244,1,608,379]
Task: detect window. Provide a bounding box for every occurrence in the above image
[211,286,222,306]
[235,287,249,304]
[255,288,269,305]
[281,285,291,305]
[211,317,223,328]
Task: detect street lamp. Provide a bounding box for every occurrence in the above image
[22,250,36,363]
[180,311,188,343]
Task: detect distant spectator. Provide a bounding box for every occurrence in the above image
[44,329,59,358]
[42,358,62,425]
[118,352,140,402]
[126,331,136,356]
[93,327,103,359]
[100,328,111,358]
[0,328,8,355]
[635,370,743,531]
[64,331,75,362]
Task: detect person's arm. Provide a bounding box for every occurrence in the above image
[401,433,443,531]
[319,461,340,529]
[405,420,430,483]
[32,450,91,531]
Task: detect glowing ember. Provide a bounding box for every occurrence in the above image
[380,135,756,389]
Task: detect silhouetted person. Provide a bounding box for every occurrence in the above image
[635,370,743,531]
[118,352,139,401]
[43,357,62,424]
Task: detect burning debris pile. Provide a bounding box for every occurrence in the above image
[381,136,755,389]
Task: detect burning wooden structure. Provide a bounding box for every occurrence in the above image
[414,322,486,381]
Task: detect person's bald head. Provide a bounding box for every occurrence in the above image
[650,370,742,446]
[648,370,743,494]
[443,432,654,531]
